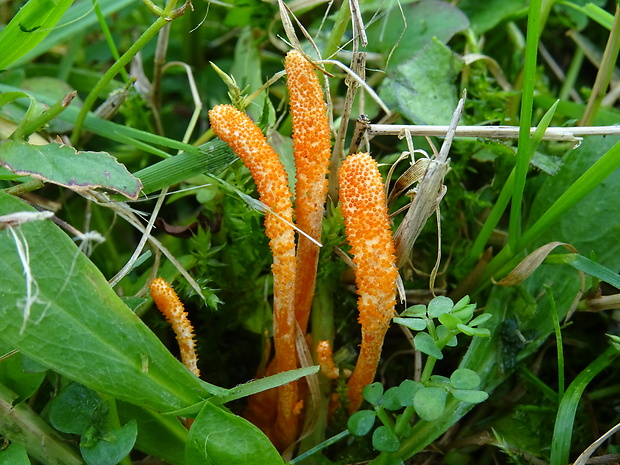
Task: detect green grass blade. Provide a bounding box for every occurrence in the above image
[134,139,236,195]
[0,0,74,69]
[12,0,141,68]
[509,0,542,247]
[550,345,619,465]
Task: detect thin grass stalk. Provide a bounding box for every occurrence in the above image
[509,0,542,248]
[580,6,620,126]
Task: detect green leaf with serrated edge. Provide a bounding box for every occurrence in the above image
[395,380,421,408]
[401,304,426,317]
[49,382,104,435]
[0,192,225,413]
[348,410,376,437]
[186,402,284,465]
[393,317,427,331]
[80,420,137,465]
[414,387,447,422]
[0,141,142,200]
[438,313,461,330]
[414,332,443,359]
[0,0,74,69]
[427,296,454,318]
[372,426,400,453]
[363,382,384,406]
[450,369,481,390]
[468,313,493,327]
[452,390,489,404]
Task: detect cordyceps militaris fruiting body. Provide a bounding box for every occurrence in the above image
[285,50,332,335]
[208,104,300,449]
[339,152,399,414]
[149,277,200,378]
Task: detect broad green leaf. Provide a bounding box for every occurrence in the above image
[366,0,469,68]
[379,39,464,125]
[0,0,74,69]
[0,353,45,403]
[0,141,142,200]
[0,442,30,465]
[348,410,376,437]
[80,420,137,465]
[458,0,527,33]
[413,387,447,422]
[186,402,284,465]
[371,426,400,453]
[414,332,443,359]
[362,382,384,406]
[0,192,224,413]
[450,369,481,390]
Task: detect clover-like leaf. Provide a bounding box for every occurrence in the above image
[348,410,376,437]
[453,389,489,404]
[468,313,493,327]
[427,296,454,318]
[438,313,461,330]
[363,382,384,406]
[381,387,403,411]
[414,332,443,359]
[457,324,491,337]
[414,387,447,422]
[452,295,470,312]
[394,317,427,331]
[450,368,481,390]
[451,303,477,323]
[394,379,421,407]
[401,304,427,317]
[372,426,400,452]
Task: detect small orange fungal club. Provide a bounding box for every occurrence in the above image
[316,340,340,380]
[285,50,332,335]
[338,152,398,414]
[209,104,300,449]
[149,277,200,378]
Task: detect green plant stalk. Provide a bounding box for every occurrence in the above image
[376,406,395,430]
[546,286,565,398]
[509,0,541,247]
[394,406,416,436]
[479,140,620,283]
[558,47,584,102]
[71,15,170,143]
[580,6,620,126]
[101,394,132,465]
[518,366,558,403]
[549,345,619,465]
[93,0,130,82]
[11,91,77,140]
[323,0,351,64]
[288,430,350,464]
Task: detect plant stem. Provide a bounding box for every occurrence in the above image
[509,0,541,248]
[580,6,620,126]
